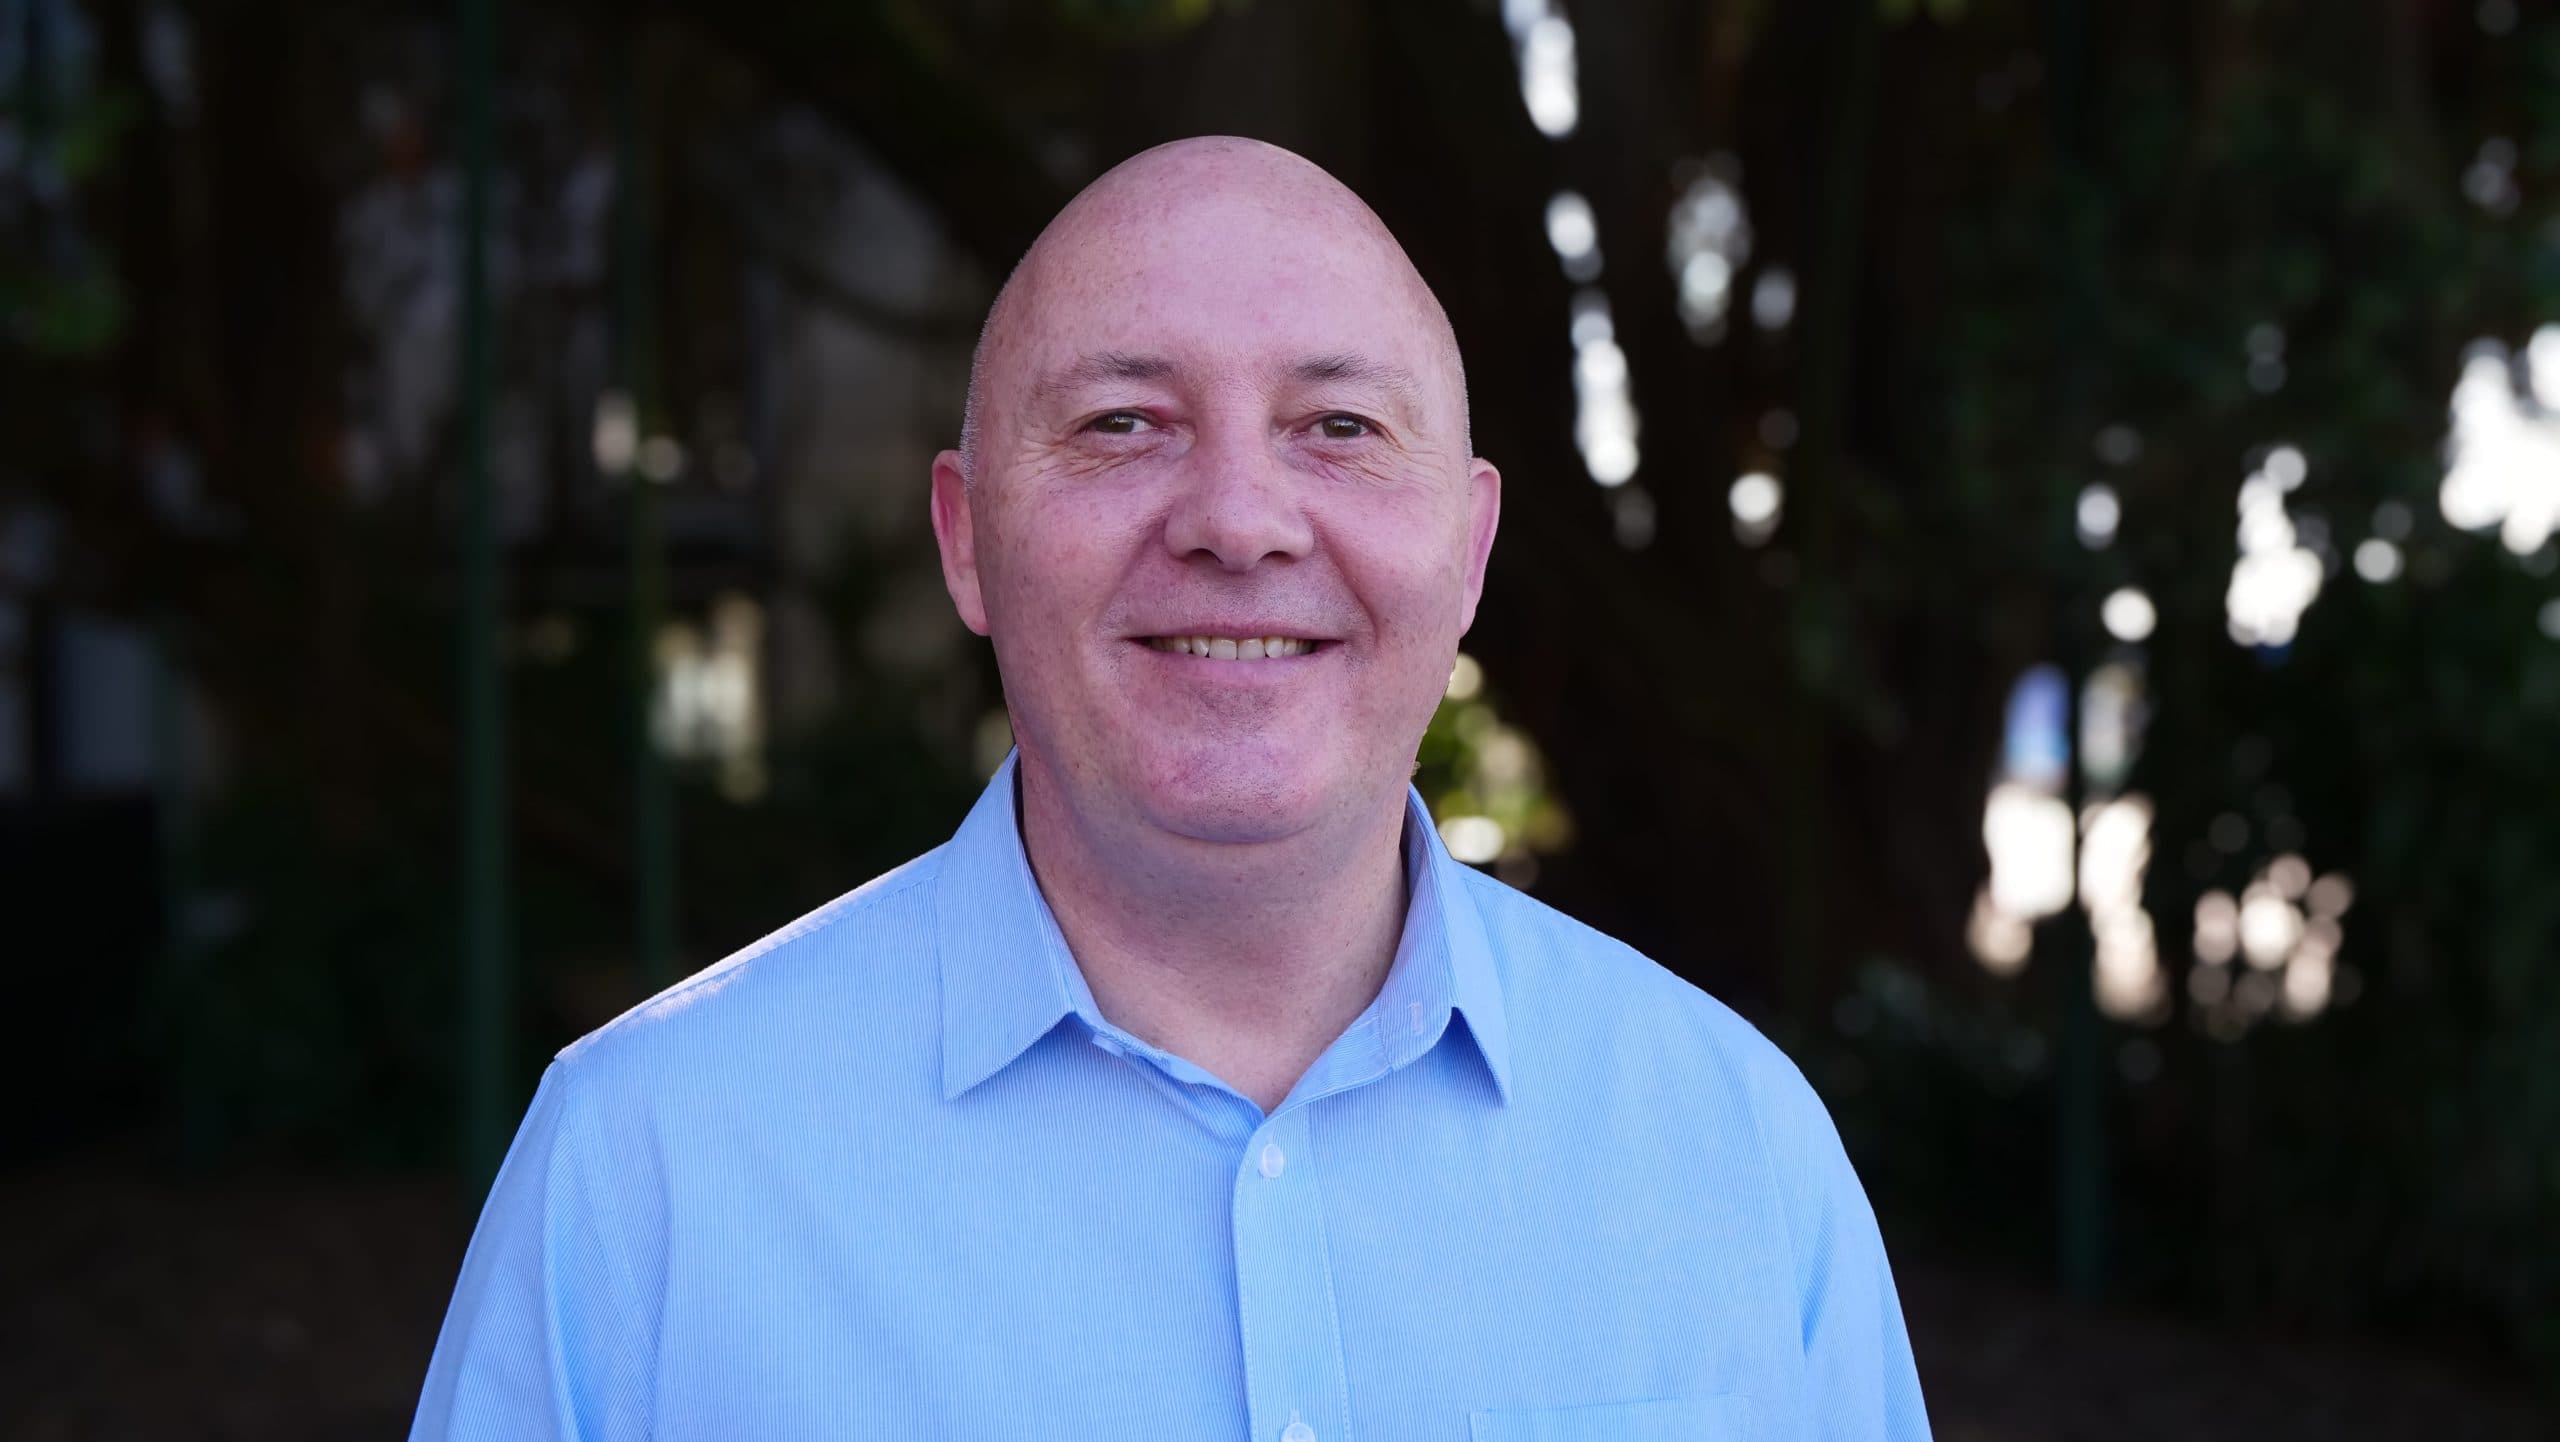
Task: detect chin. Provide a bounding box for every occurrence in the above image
[1126,736,1338,845]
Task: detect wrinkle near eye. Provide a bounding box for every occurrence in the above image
[1291,437,1427,491]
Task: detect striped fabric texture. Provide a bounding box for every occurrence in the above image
[409,753,1932,1441]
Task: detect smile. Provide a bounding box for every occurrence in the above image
[1143,635,1320,660]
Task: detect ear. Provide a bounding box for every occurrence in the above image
[930,450,991,637]
[1456,456,1502,633]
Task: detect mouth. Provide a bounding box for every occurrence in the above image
[1140,633,1325,661]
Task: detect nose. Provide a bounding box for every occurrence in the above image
[1161,423,1315,571]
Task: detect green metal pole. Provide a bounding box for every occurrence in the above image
[613,31,678,995]
[457,0,512,1199]
[151,612,215,1162]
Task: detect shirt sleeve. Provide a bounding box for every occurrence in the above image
[409,1060,661,1441]
[1767,1060,1934,1442]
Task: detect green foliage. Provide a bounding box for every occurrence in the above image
[0,87,134,357]
[1414,663,1571,871]
[2,245,124,353]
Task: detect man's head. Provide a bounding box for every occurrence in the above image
[930,136,1499,852]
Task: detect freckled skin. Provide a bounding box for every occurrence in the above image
[934,139,1498,853]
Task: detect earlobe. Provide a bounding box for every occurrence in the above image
[930,451,992,637]
[1458,457,1502,632]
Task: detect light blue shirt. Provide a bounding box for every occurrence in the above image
[411,755,1930,1441]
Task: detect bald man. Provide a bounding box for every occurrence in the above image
[411,138,1931,1442]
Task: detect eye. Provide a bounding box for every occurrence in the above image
[1315,413,1374,440]
[1085,410,1154,436]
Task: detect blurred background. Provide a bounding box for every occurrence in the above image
[4,0,2558,1437]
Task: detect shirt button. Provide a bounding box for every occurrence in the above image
[1281,1422,1316,1442]
[1258,1142,1285,1179]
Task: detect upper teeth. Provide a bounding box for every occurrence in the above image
[1150,635,1314,660]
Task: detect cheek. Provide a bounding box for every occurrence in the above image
[981,487,1148,627]
[1326,505,1473,648]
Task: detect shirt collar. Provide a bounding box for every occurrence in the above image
[935,751,1512,1106]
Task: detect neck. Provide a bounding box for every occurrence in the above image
[1016,756,1411,1114]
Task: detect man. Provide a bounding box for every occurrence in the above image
[411,136,1930,1441]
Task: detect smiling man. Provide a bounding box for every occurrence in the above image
[411,137,1930,1441]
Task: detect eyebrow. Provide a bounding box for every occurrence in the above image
[1287,352,1426,415]
[1029,351,1176,408]
[1027,348,1429,419]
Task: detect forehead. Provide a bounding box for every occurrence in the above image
[996,187,1449,402]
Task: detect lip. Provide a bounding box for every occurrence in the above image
[1122,623,1339,645]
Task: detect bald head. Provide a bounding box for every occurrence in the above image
[958,137,1468,483]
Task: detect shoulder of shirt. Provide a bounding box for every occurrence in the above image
[550,844,946,1076]
[1449,864,1832,1130]
[1451,866,1858,1263]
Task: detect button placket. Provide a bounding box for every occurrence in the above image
[1230,1107,1351,1442]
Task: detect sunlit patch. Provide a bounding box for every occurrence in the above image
[2194,851,2355,1036]
[592,389,638,474]
[2193,890,2238,965]
[1439,813,1504,865]
[2100,587,2154,644]
[1569,291,1639,486]
[2083,795,2164,1023]
[1983,781,2076,921]
[2226,443,2326,648]
[1544,191,1601,283]
[1501,0,1579,138]
[2439,328,2560,557]
[2353,538,2403,583]
[1665,157,1751,344]
[653,593,765,801]
[2077,483,2121,549]
[1969,666,2073,972]
[1729,471,1782,546]
[1966,888,2031,975]
[1444,652,1483,702]
[1967,662,2166,1025]
[1419,655,1570,888]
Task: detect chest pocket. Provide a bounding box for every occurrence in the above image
[1468,1394,1750,1440]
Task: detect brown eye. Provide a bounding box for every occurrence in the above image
[1317,414,1373,440]
[1087,411,1152,435]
